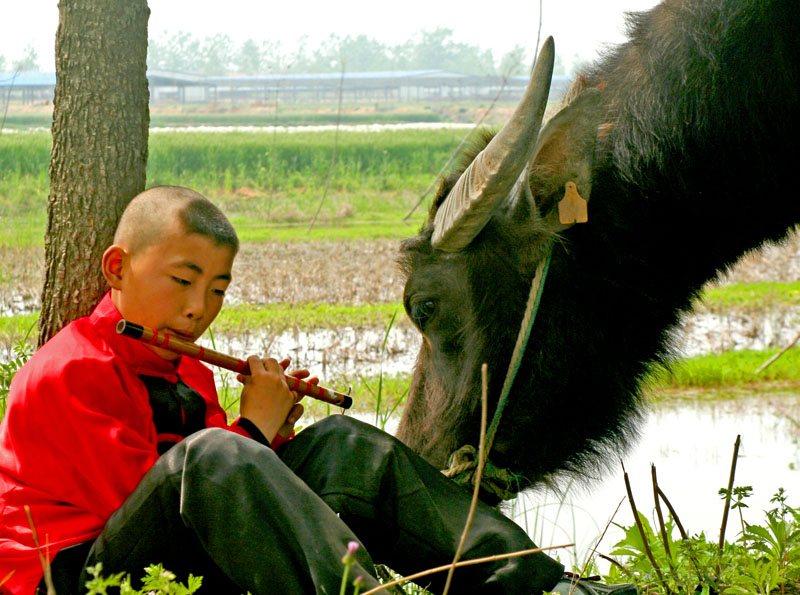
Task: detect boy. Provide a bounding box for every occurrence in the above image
[0,186,564,594]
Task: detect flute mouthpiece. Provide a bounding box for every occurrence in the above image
[117,319,145,339]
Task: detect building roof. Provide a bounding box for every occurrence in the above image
[0,72,56,87]
[0,70,574,101]
[0,70,206,88]
[206,69,458,83]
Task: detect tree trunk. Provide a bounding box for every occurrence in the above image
[41,0,150,346]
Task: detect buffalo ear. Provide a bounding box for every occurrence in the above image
[527,88,605,229]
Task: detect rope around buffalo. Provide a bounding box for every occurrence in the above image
[442,242,554,500]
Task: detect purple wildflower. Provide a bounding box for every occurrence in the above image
[341,540,360,565]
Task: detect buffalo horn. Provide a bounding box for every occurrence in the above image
[431,37,555,251]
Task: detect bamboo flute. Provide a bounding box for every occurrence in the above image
[116,319,353,409]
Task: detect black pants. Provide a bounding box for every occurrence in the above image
[45,416,563,594]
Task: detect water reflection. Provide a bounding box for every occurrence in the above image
[511,393,800,570]
[203,326,422,379]
[196,317,799,387]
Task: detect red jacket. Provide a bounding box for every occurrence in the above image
[0,294,264,594]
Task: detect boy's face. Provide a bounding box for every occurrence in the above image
[107,223,235,360]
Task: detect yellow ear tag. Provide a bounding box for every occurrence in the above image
[558,181,588,225]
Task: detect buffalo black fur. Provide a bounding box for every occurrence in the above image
[396,0,800,492]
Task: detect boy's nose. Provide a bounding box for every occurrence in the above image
[183,289,206,321]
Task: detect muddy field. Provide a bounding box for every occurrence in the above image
[4,232,800,314]
[230,240,406,305]
[0,239,407,316]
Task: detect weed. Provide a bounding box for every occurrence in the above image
[206,326,240,418]
[356,309,409,430]
[0,335,34,418]
[82,563,202,595]
[604,476,800,593]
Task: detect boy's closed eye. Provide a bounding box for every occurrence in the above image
[172,276,191,286]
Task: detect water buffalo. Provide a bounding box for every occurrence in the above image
[396,0,800,499]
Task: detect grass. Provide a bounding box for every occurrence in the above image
[233,219,425,242]
[0,214,45,248]
[146,129,459,192]
[650,348,800,395]
[0,210,426,248]
[0,128,465,222]
[217,370,410,421]
[213,302,404,334]
[700,282,800,312]
[0,127,458,238]
[0,313,38,343]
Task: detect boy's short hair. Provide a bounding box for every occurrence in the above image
[114,186,239,254]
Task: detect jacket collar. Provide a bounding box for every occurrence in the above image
[90,292,185,381]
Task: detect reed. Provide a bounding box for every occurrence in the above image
[0,128,466,229]
[647,348,800,391]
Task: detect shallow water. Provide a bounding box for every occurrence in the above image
[203,325,421,380]
[2,122,476,135]
[510,393,800,571]
[196,306,800,382]
[337,392,800,574]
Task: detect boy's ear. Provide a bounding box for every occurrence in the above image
[102,245,128,289]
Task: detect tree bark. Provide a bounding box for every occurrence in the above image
[41,0,150,346]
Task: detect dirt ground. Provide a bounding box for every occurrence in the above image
[229,240,406,305]
[0,239,407,315]
[2,232,800,316]
[716,232,800,283]
[231,231,800,306]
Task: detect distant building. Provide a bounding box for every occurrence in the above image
[0,69,573,106]
[0,72,56,104]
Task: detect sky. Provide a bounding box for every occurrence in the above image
[2,0,661,73]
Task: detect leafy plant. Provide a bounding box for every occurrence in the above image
[82,563,202,595]
[604,488,800,594]
[726,488,800,595]
[0,337,34,419]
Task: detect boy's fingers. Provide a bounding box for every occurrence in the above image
[278,358,290,370]
[289,403,304,424]
[289,368,310,379]
[262,357,282,373]
[278,403,304,438]
[263,358,291,390]
[247,355,266,374]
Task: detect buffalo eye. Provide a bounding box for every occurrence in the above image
[410,299,436,328]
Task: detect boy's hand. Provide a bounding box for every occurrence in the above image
[238,356,298,444]
[275,359,316,438]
